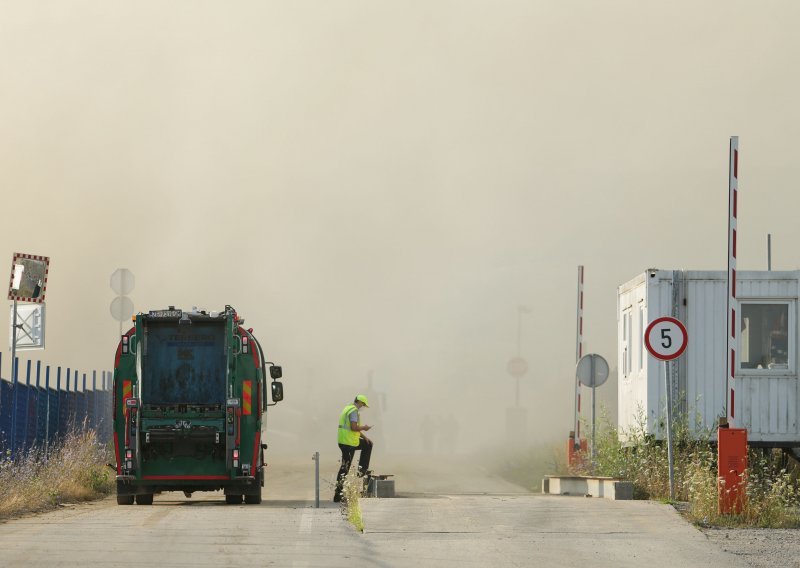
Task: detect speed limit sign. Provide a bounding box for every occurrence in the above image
[644,317,688,361]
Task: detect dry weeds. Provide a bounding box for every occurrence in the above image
[0,427,113,519]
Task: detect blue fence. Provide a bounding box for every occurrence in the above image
[0,352,112,457]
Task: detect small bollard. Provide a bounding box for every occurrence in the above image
[312,451,320,508]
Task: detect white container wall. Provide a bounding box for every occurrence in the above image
[618,269,799,445]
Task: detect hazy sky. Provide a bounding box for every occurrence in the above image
[2,1,800,454]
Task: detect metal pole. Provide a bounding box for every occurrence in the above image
[11,299,17,380]
[23,360,31,451]
[313,451,320,508]
[45,365,50,457]
[10,299,18,455]
[725,136,739,425]
[665,360,675,501]
[591,355,596,459]
[574,266,584,445]
[768,234,772,271]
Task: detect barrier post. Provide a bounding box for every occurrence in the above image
[312,451,320,508]
[718,426,748,514]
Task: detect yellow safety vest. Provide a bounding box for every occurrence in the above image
[338,404,360,446]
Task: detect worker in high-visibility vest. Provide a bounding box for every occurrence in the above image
[333,394,373,502]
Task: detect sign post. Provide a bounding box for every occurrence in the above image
[6,252,50,456]
[110,268,135,337]
[644,316,688,501]
[575,353,609,459]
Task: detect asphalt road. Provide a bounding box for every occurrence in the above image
[0,455,752,568]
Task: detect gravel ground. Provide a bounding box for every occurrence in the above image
[702,527,800,568]
[671,503,800,567]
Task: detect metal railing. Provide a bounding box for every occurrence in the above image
[0,352,112,457]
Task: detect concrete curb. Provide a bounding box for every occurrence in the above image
[542,475,633,500]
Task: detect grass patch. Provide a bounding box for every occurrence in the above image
[492,407,800,528]
[582,410,800,528]
[0,427,114,519]
[340,471,365,532]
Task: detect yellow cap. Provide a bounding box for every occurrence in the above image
[355,394,369,407]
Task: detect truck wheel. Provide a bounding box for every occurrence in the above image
[244,489,262,505]
[136,494,154,505]
[225,494,243,504]
[117,494,134,505]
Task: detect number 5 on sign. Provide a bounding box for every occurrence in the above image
[644,317,688,361]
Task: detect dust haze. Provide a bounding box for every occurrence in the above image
[3,2,800,466]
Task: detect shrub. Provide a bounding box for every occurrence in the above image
[587,409,800,528]
[340,470,364,532]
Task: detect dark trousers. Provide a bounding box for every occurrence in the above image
[334,439,373,500]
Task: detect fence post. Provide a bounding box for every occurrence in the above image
[92,370,97,431]
[56,367,62,442]
[10,355,18,456]
[23,360,31,452]
[0,352,3,444]
[66,368,71,429]
[45,365,51,457]
[35,361,41,448]
[82,372,87,429]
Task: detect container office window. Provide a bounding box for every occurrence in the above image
[740,303,791,371]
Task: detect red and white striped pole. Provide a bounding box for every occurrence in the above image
[574,265,584,442]
[726,136,739,425]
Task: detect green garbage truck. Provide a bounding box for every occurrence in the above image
[112,306,284,505]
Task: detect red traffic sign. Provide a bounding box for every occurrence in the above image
[507,356,528,378]
[644,317,688,361]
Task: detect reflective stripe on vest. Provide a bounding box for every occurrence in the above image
[337,404,360,446]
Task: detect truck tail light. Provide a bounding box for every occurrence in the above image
[242,336,249,354]
[233,449,239,468]
[122,335,129,354]
[125,449,133,459]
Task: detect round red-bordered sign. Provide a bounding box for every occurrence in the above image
[644,317,688,361]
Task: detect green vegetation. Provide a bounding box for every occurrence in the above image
[340,471,365,532]
[494,409,800,528]
[0,427,114,519]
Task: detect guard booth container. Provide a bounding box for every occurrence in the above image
[618,269,799,447]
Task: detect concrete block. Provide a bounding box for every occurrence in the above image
[541,475,632,500]
[366,478,395,498]
[610,481,633,500]
[376,479,395,498]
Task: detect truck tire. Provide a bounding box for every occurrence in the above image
[117,494,135,505]
[225,494,243,504]
[135,494,154,505]
[244,489,262,505]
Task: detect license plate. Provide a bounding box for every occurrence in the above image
[148,309,182,318]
